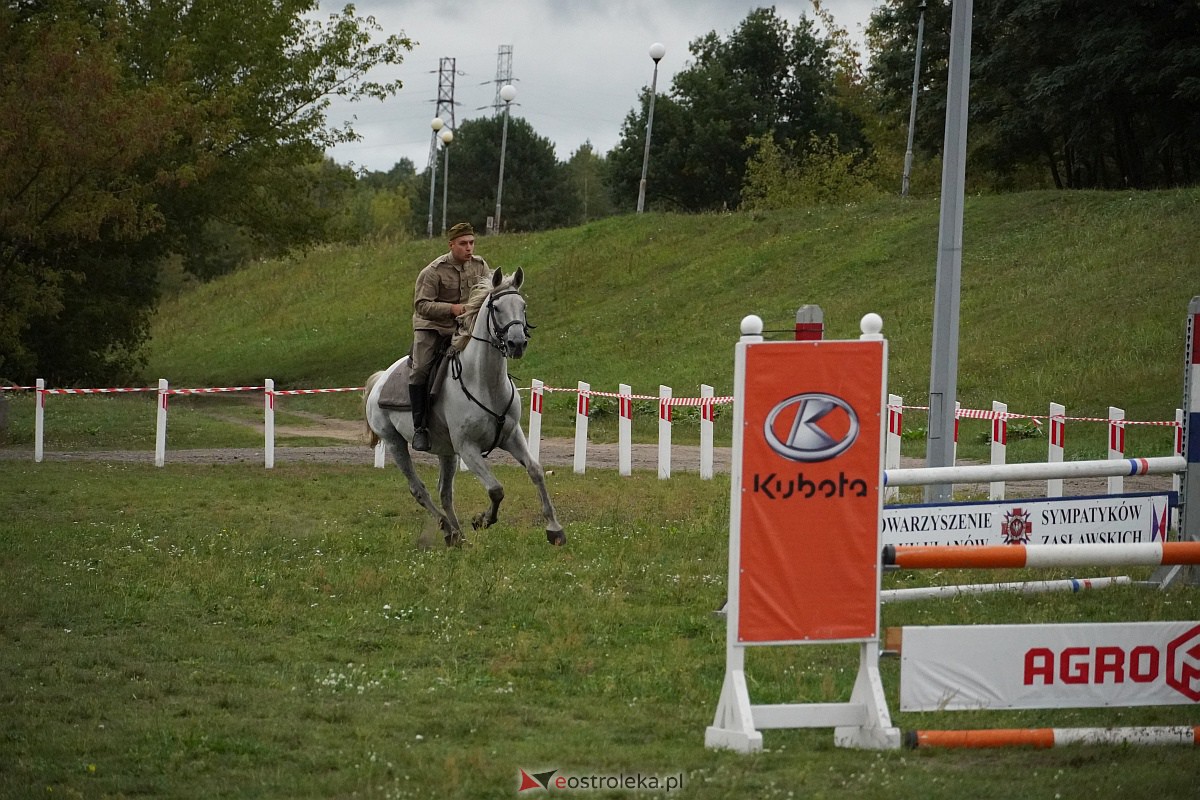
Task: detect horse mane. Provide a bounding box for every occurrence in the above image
[452,272,519,352]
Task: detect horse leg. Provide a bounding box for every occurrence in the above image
[501,432,566,546]
[436,455,467,547]
[387,439,460,542]
[454,447,505,532]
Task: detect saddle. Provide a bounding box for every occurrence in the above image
[376,344,453,410]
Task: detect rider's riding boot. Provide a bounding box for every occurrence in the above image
[410,383,431,451]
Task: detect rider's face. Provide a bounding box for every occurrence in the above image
[449,235,475,263]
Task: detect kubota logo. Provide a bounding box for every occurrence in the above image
[764,393,859,462]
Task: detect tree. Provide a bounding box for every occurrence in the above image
[741,133,882,210]
[0,0,412,383]
[564,143,614,224]
[414,115,580,235]
[608,7,866,212]
[866,0,1200,189]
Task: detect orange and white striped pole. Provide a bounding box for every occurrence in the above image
[908,726,1200,749]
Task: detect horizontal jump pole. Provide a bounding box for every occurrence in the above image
[907,726,1200,749]
[883,455,1184,487]
[880,575,1129,603]
[882,541,1200,570]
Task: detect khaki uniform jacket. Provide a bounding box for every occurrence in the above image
[412,254,491,336]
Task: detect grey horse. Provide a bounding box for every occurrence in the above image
[364,268,565,546]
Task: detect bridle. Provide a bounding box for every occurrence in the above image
[470,288,533,357]
[453,286,534,455]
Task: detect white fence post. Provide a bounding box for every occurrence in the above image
[658,385,672,480]
[264,379,275,469]
[885,394,903,502]
[990,400,1007,500]
[155,378,168,468]
[700,384,715,480]
[34,378,45,463]
[953,401,961,465]
[1047,401,1065,497]
[573,381,589,475]
[618,383,632,477]
[528,379,543,464]
[1108,406,1126,495]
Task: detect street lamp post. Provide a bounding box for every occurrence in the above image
[427,117,444,238]
[493,84,516,234]
[902,1,928,197]
[439,127,453,235]
[636,42,666,214]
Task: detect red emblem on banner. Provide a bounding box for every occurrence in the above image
[1001,507,1033,544]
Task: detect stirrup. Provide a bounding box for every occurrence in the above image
[411,428,431,452]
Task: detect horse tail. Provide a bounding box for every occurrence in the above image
[363,370,385,449]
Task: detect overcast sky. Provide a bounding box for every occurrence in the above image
[317,1,882,173]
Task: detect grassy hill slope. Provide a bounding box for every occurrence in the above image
[147,189,1199,430]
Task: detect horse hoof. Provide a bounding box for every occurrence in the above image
[444,531,467,548]
[471,513,490,530]
[546,529,566,546]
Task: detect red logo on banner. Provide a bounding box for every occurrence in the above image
[1167,624,1200,701]
[1001,507,1033,544]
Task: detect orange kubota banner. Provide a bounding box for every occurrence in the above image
[738,340,885,643]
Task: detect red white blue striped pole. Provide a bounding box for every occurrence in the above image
[880,575,1130,603]
[883,541,1200,570]
[884,454,1182,486]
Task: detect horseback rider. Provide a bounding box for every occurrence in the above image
[410,222,491,451]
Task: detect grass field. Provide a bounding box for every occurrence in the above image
[2,191,1198,798]
[2,460,1198,799]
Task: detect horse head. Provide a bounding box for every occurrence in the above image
[484,267,530,359]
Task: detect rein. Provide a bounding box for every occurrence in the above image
[448,354,515,456]
[453,287,528,456]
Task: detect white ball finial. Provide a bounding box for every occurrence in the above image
[649,42,666,62]
[741,315,764,336]
[500,84,516,103]
[439,128,453,144]
[859,312,884,340]
[431,117,444,131]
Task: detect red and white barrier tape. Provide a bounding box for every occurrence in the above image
[273,387,365,395]
[168,386,263,395]
[894,404,1179,428]
[12,380,1179,429]
[540,385,733,406]
[44,387,157,394]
